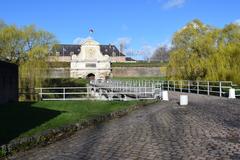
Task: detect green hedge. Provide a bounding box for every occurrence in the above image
[43,78,87,87]
[48,62,70,68]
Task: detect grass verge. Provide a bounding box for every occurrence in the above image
[0,100,153,146]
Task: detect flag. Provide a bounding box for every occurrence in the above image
[89,29,94,34]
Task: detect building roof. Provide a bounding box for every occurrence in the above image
[126,57,136,61]
[52,44,125,57]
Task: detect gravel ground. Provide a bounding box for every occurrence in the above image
[8,92,240,160]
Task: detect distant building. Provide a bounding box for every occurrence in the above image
[50,40,127,63]
[69,39,111,79]
[0,61,18,104]
[49,39,135,79]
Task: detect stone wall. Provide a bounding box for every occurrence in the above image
[48,67,166,78]
[48,68,70,78]
[112,67,166,77]
[48,56,71,62]
[0,61,18,104]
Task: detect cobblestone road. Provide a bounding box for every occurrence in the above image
[10,92,240,160]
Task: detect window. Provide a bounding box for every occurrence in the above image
[86,63,96,68]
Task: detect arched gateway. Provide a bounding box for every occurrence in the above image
[86,73,95,80]
[70,38,111,80]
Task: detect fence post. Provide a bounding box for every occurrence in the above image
[219,81,222,97]
[94,80,96,92]
[145,81,147,96]
[197,81,199,94]
[63,88,65,100]
[130,81,132,93]
[207,81,210,95]
[40,88,43,100]
[188,81,190,93]
[167,81,169,91]
[152,83,154,96]
[180,81,183,92]
[174,81,176,92]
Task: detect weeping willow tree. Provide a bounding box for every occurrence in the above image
[0,21,57,100]
[19,46,52,100]
[167,19,240,84]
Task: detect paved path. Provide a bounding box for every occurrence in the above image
[10,93,240,160]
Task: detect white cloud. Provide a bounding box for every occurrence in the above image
[234,19,240,25]
[113,36,173,60]
[124,44,159,60]
[162,0,186,9]
[73,37,92,44]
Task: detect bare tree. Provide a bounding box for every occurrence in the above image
[150,45,170,62]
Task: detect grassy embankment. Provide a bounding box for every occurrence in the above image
[0,100,152,146]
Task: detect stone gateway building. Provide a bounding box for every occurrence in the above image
[49,38,136,79]
[70,39,111,79]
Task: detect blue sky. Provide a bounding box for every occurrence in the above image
[0,0,239,59]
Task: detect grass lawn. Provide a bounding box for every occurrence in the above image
[112,77,166,81]
[0,100,151,145]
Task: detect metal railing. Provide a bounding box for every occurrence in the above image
[36,87,89,101]
[35,83,162,101]
[101,80,235,98]
[235,89,240,97]
[162,80,233,97]
[34,79,239,101]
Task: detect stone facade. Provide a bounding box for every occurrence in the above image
[48,66,166,79]
[0,61,18,104]
[70,39,111,79]
[112,67,166,77]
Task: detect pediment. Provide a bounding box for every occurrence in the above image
[82,39,99,46]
